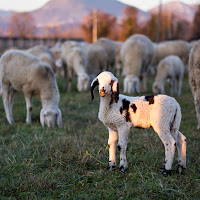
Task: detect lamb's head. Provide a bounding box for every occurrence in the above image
[91,71,119,103]
[40,106,62,128]
[78,73,90,92]
[152,82,164,94]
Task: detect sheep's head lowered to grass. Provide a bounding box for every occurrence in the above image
[40,106,62,128]
[91,71,119,103]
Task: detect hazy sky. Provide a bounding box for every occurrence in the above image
[0,0,199,12]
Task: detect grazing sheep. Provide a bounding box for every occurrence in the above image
[153,55,184,96]
[91,71,186,175]
[61,41,89,92]
[86,38,116,79]
[96,38,116,72]
[189,42,200,130]
[121,34,155,94]
[86,42,108,79]
[153,40,191,72]
[0,49,62,128]
[27,45,57,73]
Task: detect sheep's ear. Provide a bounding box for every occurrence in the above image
[112,80,119,103]
[40,109,45,127]
[57,108,62,128]
[90,77,99,101]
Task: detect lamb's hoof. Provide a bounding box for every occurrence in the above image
[118,166,126,174]
[107,165,116,171]
[176,164,186,175]
[160,167,171,177]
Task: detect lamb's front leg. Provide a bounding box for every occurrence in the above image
[117,126,130,173]
[107,128,118,170]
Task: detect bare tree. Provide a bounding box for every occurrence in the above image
[8,12,36,37]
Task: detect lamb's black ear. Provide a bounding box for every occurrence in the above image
[112,80,119,103]
[90,77,99,101]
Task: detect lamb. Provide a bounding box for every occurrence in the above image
[0,49,62,128]
[153,40,191,72]
[61,41,90,92]
[152,55,184,96]
[27,45,57,73]
[188,42,200,130]
[121,34,155,94]
[91,71,186,175]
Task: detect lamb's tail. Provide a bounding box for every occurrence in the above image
[170,102,182,132]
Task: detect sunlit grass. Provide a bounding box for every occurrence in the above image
[0,74,199,199]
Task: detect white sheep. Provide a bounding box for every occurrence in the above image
[121,34,155,94]
[153,40,191,73]
[61,41,90,92]
[153,55,184,96]
[27,45,57,73]
[86,38,116,79]
[91,71,186,175]
[96,38,116,72]
[86,42,108,79]
[189,42,200,130]
[0,49,62,128]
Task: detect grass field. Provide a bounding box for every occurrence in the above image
[0,74,200,199]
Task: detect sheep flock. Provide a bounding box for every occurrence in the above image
[1,34,199,176]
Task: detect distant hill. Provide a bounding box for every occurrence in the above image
[0,0,198,37]
[30,0,149,28]
[149,1,197,23]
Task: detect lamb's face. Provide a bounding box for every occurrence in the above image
[152,82,161,94]
[97,72,113,97]
[40,107,62,128]
[91,71,119,103]
[78,74,90,92]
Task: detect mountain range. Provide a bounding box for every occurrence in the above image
[0,0,198,37]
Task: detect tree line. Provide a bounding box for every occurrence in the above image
[4,5,200,42]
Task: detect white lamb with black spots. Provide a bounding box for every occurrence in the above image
[91,71,186,175]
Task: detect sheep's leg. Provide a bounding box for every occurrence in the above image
[123,77,128,93]
[130,82,135,94]
[63,62,68,91]
[170,79,174,96]
[141,73,147,92]
[2,83,13,124]
[177,77,182,96]
[176,131,186,174]
[9,87,16,123]
[194,95,200,130]
[157,129,176,175]
[67,68,73,91]
[135,78,140,94]
[24,94,32,124]
[107,128,118,171]
[174,78,177,96]
[117,127,130,173]
[116,62,121,77]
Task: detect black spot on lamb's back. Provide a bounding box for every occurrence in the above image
[120,99,130,122]
[145,95,155,105]
[131,103,137,113]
